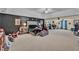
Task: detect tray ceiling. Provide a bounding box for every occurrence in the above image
[0,8,79,19]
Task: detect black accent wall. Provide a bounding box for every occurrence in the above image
[0,14,19,34]
[0,13,44,35]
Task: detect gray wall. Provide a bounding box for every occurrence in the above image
[0,14,3,26]
[0,14,19,34]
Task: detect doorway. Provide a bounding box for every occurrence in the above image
[60,20,67,29]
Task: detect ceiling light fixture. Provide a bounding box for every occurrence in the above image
[45,8,48,13]
[42,8,52,14]
[41,8,52,19]
[44,8,48,14]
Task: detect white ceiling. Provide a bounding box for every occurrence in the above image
[0,8,79,19]
[27,8,71,14]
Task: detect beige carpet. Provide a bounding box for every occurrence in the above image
[10,30,79,51]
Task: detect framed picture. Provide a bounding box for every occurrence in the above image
[15,18,20,25]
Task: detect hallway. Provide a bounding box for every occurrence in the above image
[10,30,79,51]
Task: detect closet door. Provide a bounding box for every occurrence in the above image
[60,20,67,29]
[61,20,63,29]
[64,20,67,29]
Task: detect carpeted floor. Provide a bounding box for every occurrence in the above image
[10,29,79,51]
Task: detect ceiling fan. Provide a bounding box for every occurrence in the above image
[41,8,52,14]
[1,8,7,12]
